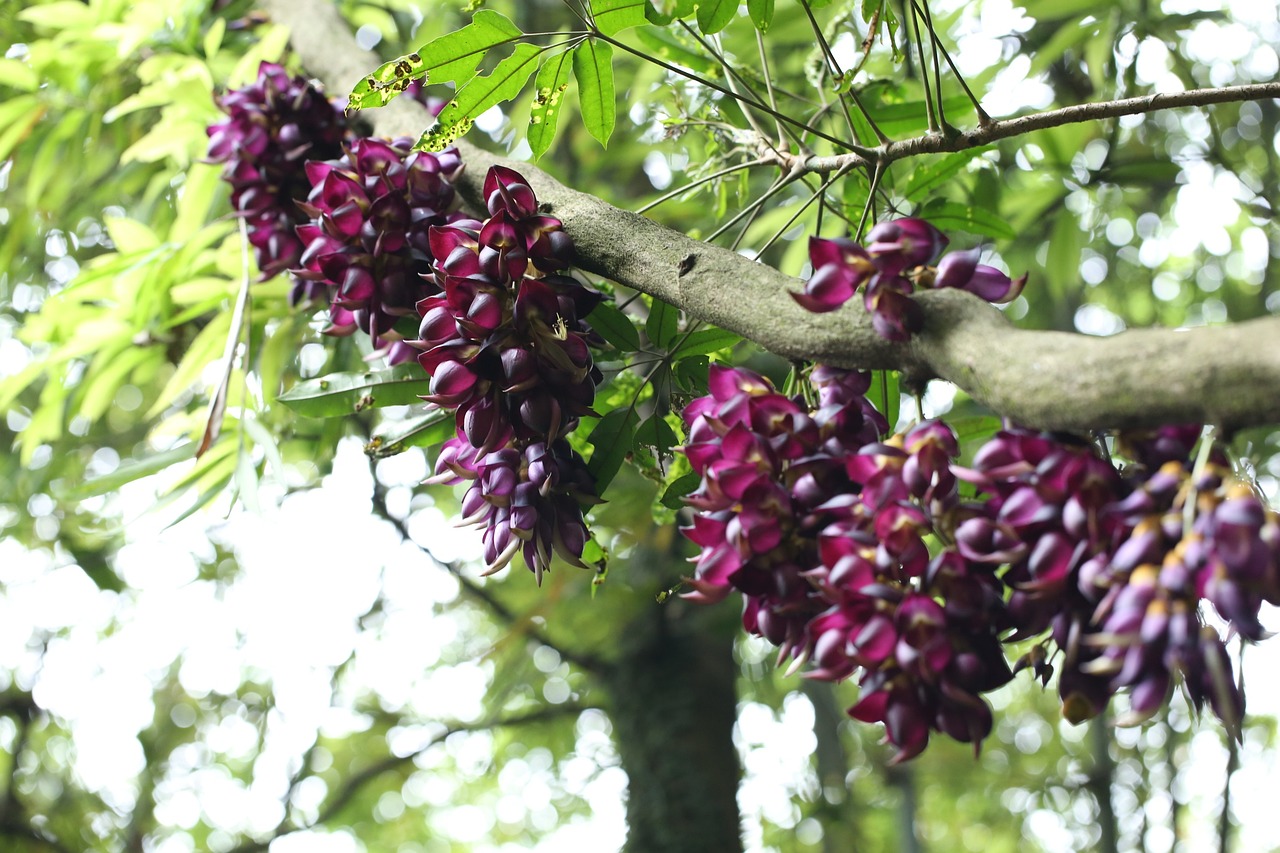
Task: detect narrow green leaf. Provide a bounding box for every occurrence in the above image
[366,409,454,458]
[147,311,232,417]
[748,0,774,31]
[241,416,287,484]
[589,0,648,35]
[868,370,900,433]
[416,43,542,152]
[203,17,226,59]
[646,297,679,349]
[347,10,523,112]
[695,0,737,34]
[74,443,196,499]
[586,408,639,492]
[917,201,1016,241]
[573,40,616,147]
[1045,210,1083,296]
[586,301,641,352]
[528,49,572,160]
[670,327,741,359]
[76,345,150,422]
[277,366,434,418]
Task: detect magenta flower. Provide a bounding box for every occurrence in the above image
[206,62,348,289]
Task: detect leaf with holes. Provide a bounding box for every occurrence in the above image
[278,366,434,417]
[416,43,543,151]
[366,409,454,458]
[348,10,523,111]
[528,48,572,160]
[748,0,774,31]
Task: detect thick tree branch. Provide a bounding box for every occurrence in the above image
[259,0,1280,432]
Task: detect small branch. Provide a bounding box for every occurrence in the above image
[800,82,1280,174]
[226,705,589,853]
[369,483,609,674]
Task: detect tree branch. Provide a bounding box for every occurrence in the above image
[258,0,1280,432]
[800,83,1280,174]
[226,704,589,853]
[369,483,609,674]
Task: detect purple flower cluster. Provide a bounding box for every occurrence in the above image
[416,167,603,581]
[792,218,1026,341]
[681,365,1012,761]
[295,137,465,363]
[206,62,347,285]
[958,426,1280,729]
[681,374,1280,760]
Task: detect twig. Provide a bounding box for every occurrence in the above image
[369,482,608,674]
[226,704,590,853]
[798,82,1280,174]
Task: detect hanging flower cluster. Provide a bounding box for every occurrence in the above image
[681,364,1011,761]
[205,62,347,287]
[958,425,1280,730]
[792,218,1026,341]
[295,136,465,363]
[417,166,604,581]
[680,372,1280,760]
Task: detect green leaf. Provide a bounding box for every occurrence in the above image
[528,48,572,160]
[748,0,774,31]
[917,201,1015,241]
[660,470,701,509]
[695,0,737,34]
[416,43,542,152]
[634,26,721,77]
[366,409,454,458]
[74,443,196,499]
[1045,209,1083,296]
[0,59,39,92]
[586,301,641,352]
[347,10,523,112]
[646,296,679,349]
[646,0,696,25]
[277,366,434,418]
[590,0,648,36]
[673,354,709,393]
[1020,0,1107,21]
[635,414,678,458]
[902,148,991,201]
[573,40,615,147]
[670,326,741,359]
[203,17,226,59]
[586,408,639,492]
[868,370,900,432]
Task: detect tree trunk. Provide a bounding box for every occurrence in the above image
[602,543,743,853]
